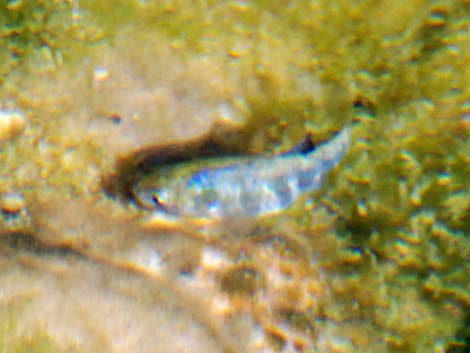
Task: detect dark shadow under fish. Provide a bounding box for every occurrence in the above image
[101,127,252,202]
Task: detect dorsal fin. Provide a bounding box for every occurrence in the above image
[283,133,316,155]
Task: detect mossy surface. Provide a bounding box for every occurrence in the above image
[0,305,78,353]
[0,0,468,352]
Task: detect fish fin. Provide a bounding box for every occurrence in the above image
[283,133,316,155]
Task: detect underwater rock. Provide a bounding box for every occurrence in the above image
[80,31,246,166]
[0,236,256,353]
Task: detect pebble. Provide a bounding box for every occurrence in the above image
[0,192,32,232]
[0,192,26,216]
[0,108,27,142]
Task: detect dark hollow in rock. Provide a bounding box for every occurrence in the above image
[101,128,252,205]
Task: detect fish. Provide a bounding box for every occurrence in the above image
[132,126,351,221]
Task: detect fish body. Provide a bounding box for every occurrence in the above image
[133,127,351,220]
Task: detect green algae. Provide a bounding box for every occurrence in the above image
[0,0,103,76]
[0,0,469,352]
[0,306,79,353]
[0,327,70,353]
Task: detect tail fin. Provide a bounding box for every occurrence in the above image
[315,126,352,165]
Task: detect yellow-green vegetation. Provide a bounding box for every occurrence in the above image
[0,307,76,353]
[0,328,64,353]
[0,0,468,352]
[0,0,103,76]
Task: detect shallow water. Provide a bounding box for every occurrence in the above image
[0,1,468,352]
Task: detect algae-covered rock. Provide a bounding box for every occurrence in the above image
[0,0,468,352]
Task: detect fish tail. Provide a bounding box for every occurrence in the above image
[313,126,351,166]
[297,126,351,192]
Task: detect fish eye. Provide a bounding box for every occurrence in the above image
[152,194,163,205]
[152,191,168,208]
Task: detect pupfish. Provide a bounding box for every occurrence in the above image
[133,126,351,221]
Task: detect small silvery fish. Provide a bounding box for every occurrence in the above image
[133,127,351,221]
